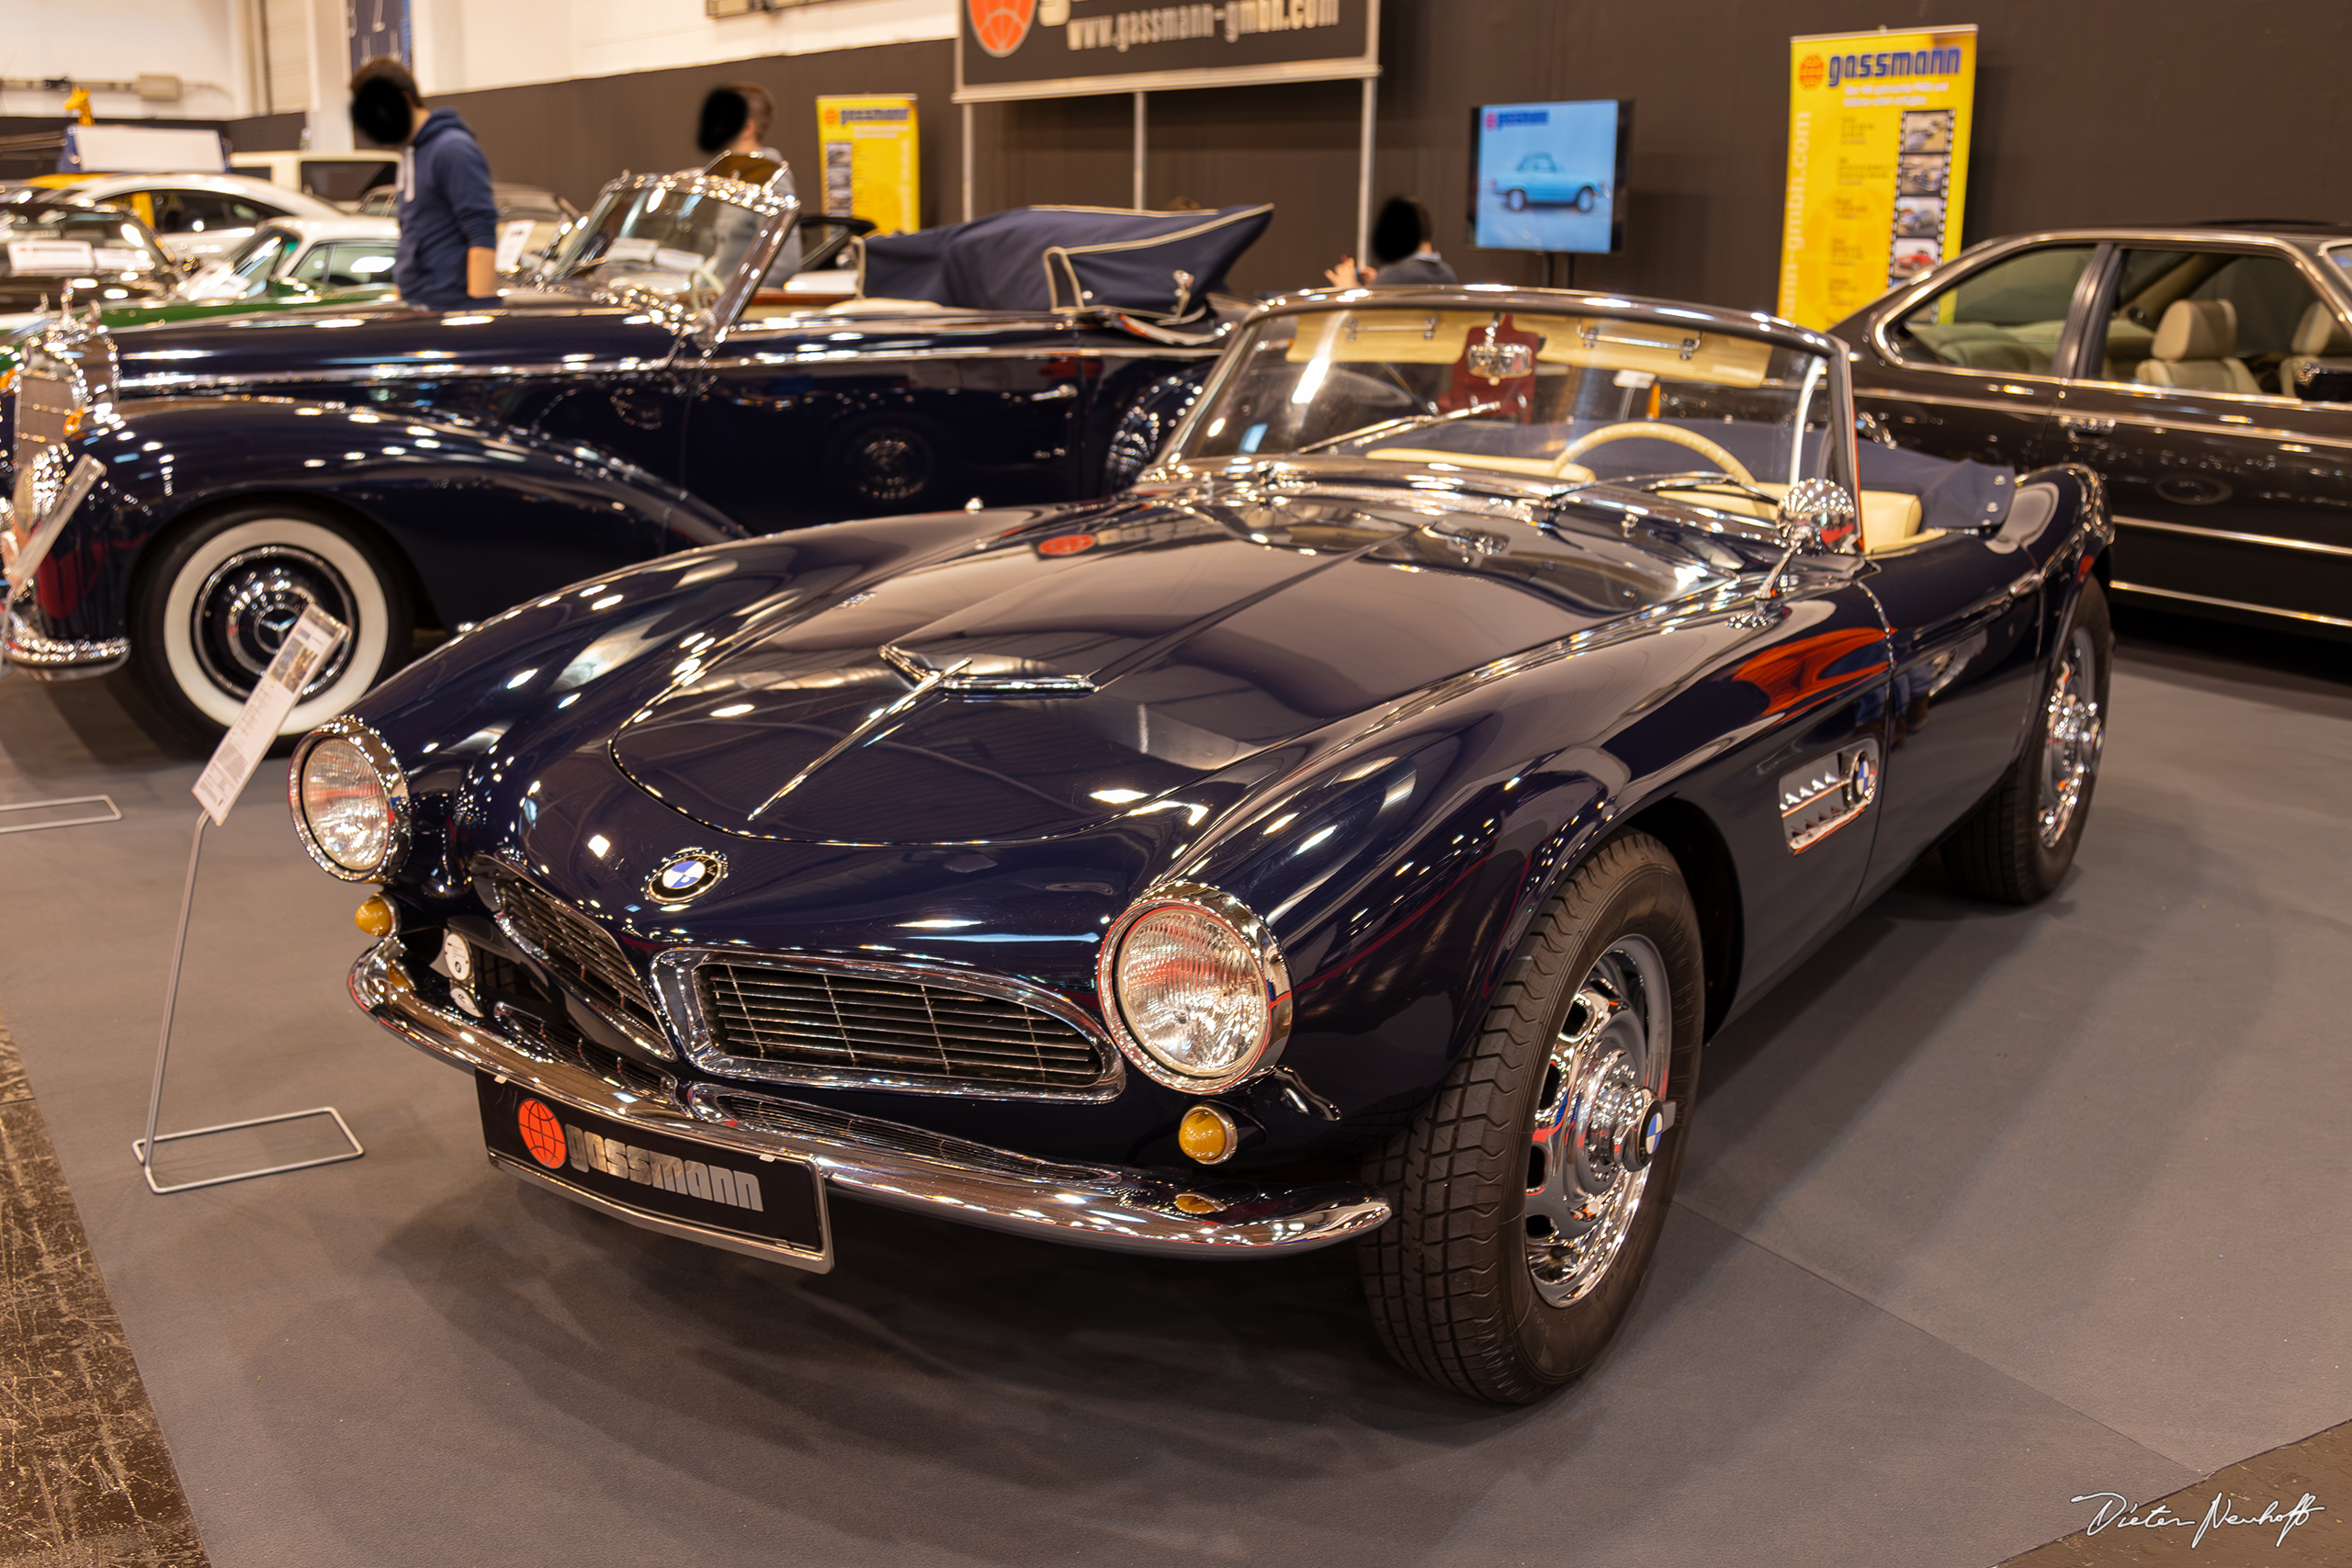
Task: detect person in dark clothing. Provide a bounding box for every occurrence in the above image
[1324,196,1458,288]
[349,57,498,309]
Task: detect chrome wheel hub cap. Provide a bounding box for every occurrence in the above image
[191,544,354,701]
[1525,935,1670,1307]
[2038,624,2103,848]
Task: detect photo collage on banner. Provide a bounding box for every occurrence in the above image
[1778,25,1977,330]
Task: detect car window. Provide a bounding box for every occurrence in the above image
[320,243,397,288]
[231,230,296,282]
[1888,244,2094,374]
[303,159,398,204]
[141,189,275,233]
[2082,248,2333,396]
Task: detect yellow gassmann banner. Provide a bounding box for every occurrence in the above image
[817,95,922,236]
[1777,26,1977,330]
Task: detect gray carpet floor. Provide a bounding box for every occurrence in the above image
[1,608,2343,1568]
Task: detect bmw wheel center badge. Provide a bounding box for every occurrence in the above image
[647,849,727,904]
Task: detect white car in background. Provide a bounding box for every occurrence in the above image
[226,150,401,210]
[40,172,345,264]
[176,216,401,303]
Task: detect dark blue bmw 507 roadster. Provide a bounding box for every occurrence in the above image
[1,154,1263,739]
[286,288,2111,1401]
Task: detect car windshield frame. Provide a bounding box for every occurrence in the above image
[536,165,803,342]
[1155,288,1862,512]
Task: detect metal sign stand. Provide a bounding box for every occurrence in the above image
[0,795,120,834]
[130,604,364,1195]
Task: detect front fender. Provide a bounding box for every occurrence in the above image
[14,394,745,645]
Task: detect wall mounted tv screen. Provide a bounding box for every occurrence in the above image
[1470,99,1632,254]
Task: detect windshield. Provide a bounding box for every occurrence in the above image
[542,180,780,310]
[0,209,171,277]
[1178,306,1841,496]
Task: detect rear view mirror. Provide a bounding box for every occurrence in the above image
[2293,359,2352,404]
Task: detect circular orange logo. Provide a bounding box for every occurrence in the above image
[969,0,1037,57]
[516,1100,567,1169]
[1037,533,1096,557]
[1797,54,1826,89]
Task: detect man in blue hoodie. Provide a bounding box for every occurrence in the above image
[348,58,498,309]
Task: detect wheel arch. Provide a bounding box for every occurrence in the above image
[1612,797,1744,1040]
[129,486,443,634]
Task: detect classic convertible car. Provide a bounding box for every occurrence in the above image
[0,157,1263,739]
[1838,221,2352,637]
[284,288,2112,1402]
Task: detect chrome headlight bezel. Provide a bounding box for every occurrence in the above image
[1098,880,1292,1093]
[288,715,411,882]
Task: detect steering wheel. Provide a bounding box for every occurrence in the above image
[686,257,726,310]
[1550,421,1758,486]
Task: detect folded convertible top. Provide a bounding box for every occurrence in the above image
[861,203,1271,323]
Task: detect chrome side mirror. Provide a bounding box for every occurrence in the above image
[1736,480,1860,626]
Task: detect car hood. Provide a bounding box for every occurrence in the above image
[105,299,677,390]
[609,487,1704,844]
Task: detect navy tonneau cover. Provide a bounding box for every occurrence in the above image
[862,203,1270,322]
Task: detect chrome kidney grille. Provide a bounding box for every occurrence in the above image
[10,355,79,536]
[487,874,668,1047]
[684,958,1117,1100]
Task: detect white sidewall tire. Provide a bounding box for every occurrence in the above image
[157,516,393,734]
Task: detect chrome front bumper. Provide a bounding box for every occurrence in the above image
[1,603,127,681]
[350,943,1391,1259]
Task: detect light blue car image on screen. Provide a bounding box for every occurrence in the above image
[1473,99,1624,254]
[1494,152,1602,213]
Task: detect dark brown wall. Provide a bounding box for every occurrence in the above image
[439,43,960,230]
[429,0,2352,312]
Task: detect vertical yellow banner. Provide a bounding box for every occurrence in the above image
[1778,26,1976,330]
[816,95,922,236]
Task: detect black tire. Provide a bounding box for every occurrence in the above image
[130,503,413,745]
[1572,186,1597,213]
[830,416,947,513]
[1943,578,2112,903]
[1502,188,1528,213]
[1359,831,1705,1404]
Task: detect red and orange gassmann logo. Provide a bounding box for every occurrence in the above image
[1797,54,1826,89]
[517,1099,568,1168]
[969,0,1037,56]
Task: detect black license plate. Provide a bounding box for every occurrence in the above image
[476,1073,828,1267]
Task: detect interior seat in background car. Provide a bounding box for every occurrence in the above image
[2133,298,2258,394]
[2278,299,2352,398]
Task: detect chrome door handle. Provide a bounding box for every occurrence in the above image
[2061,414,2116,434]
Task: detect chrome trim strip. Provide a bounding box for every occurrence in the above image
[650,947,1125,1102]
[2109,580,2352,630]
[1,604,127,676]
[1856,385,2064,417]
[491,1152,832,1273]
[353,942,1389,1256]
[2052,403,2352,449]
[2116,514,2352,559]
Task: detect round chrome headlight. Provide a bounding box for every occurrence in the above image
[288,719,409,881]
[1101,882,1291,1091]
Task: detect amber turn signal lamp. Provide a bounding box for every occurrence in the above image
[1178,1103,1239,1166]
[355,895,395,937]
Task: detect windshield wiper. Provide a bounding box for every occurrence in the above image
[1641,473,1783,508]
[1293,400,1504,456]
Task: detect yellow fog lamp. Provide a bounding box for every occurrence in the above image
[1178,1103,1240,1166]
[355,894,395,936]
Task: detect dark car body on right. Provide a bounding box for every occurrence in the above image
[1836,222,2352,638]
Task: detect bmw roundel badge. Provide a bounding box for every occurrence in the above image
[646,848,727,904]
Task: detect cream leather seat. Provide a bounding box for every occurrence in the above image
[2278,299,2352,400]
[2133,299,2258,394]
